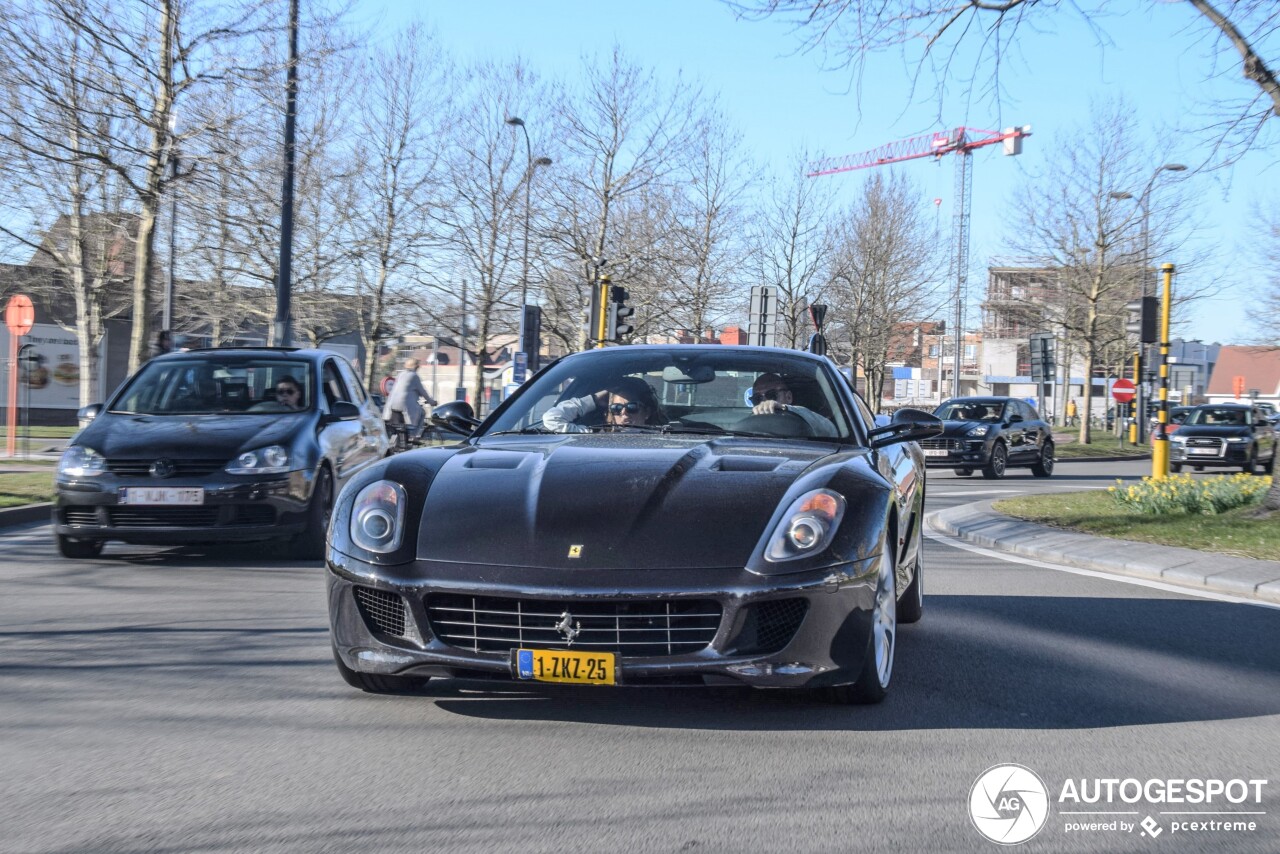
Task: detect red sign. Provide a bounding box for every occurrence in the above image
[4,294,33,335]
[1111,378,1136,403]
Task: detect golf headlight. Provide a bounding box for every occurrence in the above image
[966,425,990,437]
[765,489,845,562]
[350,480,406,553]
[225,445,291,474]
[58,445,106,477]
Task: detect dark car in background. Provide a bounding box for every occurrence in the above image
[327,345,942,704]
[925,396,1055,479]
[1169,403,1276,474]
[53,347,389,559]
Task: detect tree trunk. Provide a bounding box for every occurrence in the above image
[1077,348,1095,444]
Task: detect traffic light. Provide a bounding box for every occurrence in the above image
[607,284,634,340]
[1125,296,1157,344]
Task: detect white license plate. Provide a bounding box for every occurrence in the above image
[1187,448,1218,456]
[924,449,950,457]
[119,487,205,505]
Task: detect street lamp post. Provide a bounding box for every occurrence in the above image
[505,116,552,376]
[1109,163,1185,444]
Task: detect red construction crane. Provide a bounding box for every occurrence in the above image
[809,125,1031,398]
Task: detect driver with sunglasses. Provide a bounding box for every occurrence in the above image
[542,376,665,433]
[750,372,837,437]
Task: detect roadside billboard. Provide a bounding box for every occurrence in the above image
[0,323,103,409]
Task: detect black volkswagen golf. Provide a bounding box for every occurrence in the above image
[327,345,942,704]
[53,347,389,559]
[924,396,1055,478]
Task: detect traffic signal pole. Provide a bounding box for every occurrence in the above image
[1151,264,1175,479]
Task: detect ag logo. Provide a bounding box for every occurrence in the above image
[968,764,1050,845]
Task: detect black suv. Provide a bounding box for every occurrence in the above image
[1169,403,1276,474]
[53,347,389,559]
[925,397,1055,478]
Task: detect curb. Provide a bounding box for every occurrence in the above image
[927,499,1280,605]
[1055,454,1150,463]
[0,502,52,529]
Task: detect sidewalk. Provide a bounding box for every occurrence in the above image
[928,499,1280,605]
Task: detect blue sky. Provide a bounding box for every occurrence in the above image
[363,0,1276,344]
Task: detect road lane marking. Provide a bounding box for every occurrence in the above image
[923,521,1280,610]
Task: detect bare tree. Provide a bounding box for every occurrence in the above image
[728,1,1280,158]
[0,1,137,405]
[825,171,945,411]
[432,59,544,410]
[1004,102,1204,442]
[544,46,703,351]
[746,149,835,348]
[650,108,757,339]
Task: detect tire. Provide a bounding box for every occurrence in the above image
[56,533,103,559]
[1243,452,1257,475]
[897,517,924,625]
[291,465,333,561]
[1170,463,1183,474]
[823,538,896,705]
[981,443,1007,480]
[1265,453,1276,475]
[1031,443,1055,478]
[333,646,430,694]
[954,468,973,477]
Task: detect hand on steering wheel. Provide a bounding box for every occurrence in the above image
[752,400,790,416]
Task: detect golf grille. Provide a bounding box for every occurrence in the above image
[426,594,722,657]
[354,586,408,638]
[105,459,225,477]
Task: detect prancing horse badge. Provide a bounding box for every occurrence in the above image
[568,545,583,558]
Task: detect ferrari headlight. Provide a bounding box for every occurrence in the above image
[225,445,291,474]
[351,480,406,553]
[765,489,846,562]
[58,445,106,477]
[966,425,990,437]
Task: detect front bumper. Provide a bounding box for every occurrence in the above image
[53,470,314,544]
[922,437,991,468]
[327,552,881,690]
[1170,443,1252,467]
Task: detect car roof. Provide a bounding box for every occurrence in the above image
[559,343,835,363]
[150,347,334,362]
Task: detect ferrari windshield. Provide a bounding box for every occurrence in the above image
[109,357,315,415]
[485,348,856,442]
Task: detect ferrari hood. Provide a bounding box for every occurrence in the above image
[416,435,842,569]
[77,412,310,460]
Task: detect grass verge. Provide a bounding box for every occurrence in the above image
[0,471,54,508]
[994,490,1280,561]
[1053,439,1149,459]
[0,426,79,439]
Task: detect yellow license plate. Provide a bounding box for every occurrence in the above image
[514,648,616,685]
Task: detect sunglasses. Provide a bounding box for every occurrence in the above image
[277,387,299,396]
[751,388,785,405]
[608,401,644,415]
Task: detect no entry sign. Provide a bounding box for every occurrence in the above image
[1111,378,1136,403]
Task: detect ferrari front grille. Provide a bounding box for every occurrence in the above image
[354,586,408,638]
[728,598,809,655]
[426,594,722,657]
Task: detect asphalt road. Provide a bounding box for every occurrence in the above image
[2,460,1278,853]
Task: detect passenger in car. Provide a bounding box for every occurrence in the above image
[750,373,837,437]
[542,377,666,433]
[275,376,306,410]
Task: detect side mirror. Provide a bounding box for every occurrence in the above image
[431,400,480,435]
[1007,413,1024,424]
[327,400,361,422]
[868,407,943,450]
[77,404,103,425]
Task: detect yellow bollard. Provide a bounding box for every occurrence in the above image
[1129,421,1138,444]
